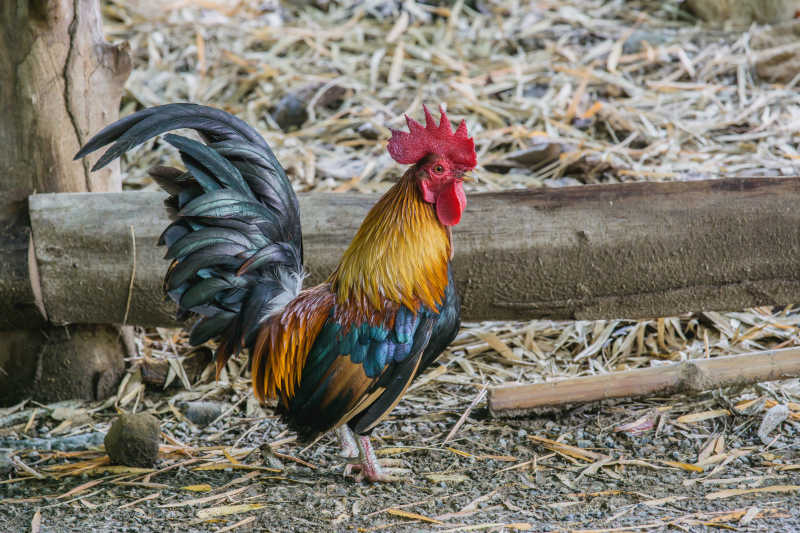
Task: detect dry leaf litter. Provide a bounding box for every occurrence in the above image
[2,0,800,531]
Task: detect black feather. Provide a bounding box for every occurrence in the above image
[76,104,305,361]
[75,104,277,170]
[165,134,253,198]
[165,254,244,291]
[165,227,253,260]
[148,166,187,195]
[190,311,237,345]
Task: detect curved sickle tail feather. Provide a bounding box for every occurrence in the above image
[76,104,304,376]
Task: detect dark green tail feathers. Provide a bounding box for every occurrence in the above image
[77,103,305,358]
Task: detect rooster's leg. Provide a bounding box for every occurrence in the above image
[336,425,359,458]
[343,435,409,482]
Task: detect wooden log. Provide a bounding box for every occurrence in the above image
[488,347,800,417]
[22,176,800,327]
[0,194,45,330]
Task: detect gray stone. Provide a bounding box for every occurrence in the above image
[272,94,308,131]
[181,401,226,427]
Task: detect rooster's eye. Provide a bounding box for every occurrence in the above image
[432,164,444,174]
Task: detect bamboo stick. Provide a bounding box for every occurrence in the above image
[488,347,800,417]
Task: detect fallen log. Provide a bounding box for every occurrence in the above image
[17,176,800,328]
[488,347,800,417]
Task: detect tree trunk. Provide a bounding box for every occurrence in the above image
[0,0,131,406]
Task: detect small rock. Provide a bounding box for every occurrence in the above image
[758,404,790,444]
[357,122,380,140]
[571,117,593,130]
[543,176,583,188]
[506,143,562,167]
[0,448,13,474]
[523,83,548,98]
[104,413,160,468]
[181,401,226,426]
[272,94,308,132]
[622,30,672,54]
[314,84,347,110]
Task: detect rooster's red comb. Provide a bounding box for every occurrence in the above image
[387,105,476,170]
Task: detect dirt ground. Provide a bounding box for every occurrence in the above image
[2,377,799,532]
[3,0,800,531]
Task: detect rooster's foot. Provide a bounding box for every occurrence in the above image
[343,435,410,482]
[336,425,359,459]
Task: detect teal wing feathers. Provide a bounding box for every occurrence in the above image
[281,269,460,441]
[282,304,438,440]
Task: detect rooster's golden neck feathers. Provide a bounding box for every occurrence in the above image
[329,170,451,315]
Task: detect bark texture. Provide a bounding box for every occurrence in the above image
[0,0,131,406]
[0,0,130,194]
[0,325,126,405]
[0,194,44,330]
[20,177,800,327]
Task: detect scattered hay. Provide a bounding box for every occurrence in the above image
[3,0,800,530]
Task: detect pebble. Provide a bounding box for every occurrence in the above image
[272,94,308,131]
[523,83,548,98]
[622,30,672,54]
[0,448,12,474]
[181,401,226,427]
[357,122,379,140]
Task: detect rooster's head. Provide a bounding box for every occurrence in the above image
[387,105,476,226]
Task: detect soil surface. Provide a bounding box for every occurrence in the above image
[3,0,800,531]
[2,380,799,532]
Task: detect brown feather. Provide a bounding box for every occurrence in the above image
[250,285,334,402]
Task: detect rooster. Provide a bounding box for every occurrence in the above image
[76,104,476,481]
